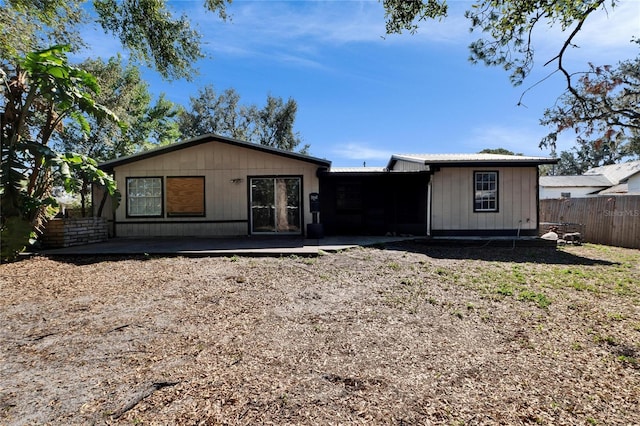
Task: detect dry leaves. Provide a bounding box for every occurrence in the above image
[0,243,639,425]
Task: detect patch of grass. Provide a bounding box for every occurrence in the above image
[387,261,401,271]
[617,355,639,367]
[434,267,448,276]
[607,312,626,321]
[593,334,618,346]
[496,282,515,296]
[517,290,551,309]
[229,255,240,262]
[511,265,527,284]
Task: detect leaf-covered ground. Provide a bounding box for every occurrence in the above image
[1,242,639,425]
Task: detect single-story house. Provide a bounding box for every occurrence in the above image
[97,134,330,238]
[96,134,556,238]
[540,160,640,199]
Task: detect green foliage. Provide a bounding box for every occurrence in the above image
[540,52,640,171]
[478,148,522,156]
[1,0,231,81]
[383,0,615,86]
[0,217,36,262]
[0,0,86,60]
[383,0,448,35]
[93,0,202,80]
[55,56,180,161]
[179,85,309,153]
[1,45,119,261]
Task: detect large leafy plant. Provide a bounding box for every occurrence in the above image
[1,45,120,261]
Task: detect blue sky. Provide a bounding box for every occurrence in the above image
[81,1,639,167]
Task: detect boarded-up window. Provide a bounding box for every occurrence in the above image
[166,177,205,217]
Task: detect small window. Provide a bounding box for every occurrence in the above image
[561,192,571,198]
[474,171,498,212]
[127,177,162,217]
[166,176,205,217]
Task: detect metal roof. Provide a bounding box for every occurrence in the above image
[387,153,557,169]
[584,160,640,185]
[598,183,629,194]
[99,133,331,172]
[329,167,387,173]
[539,175,613,187]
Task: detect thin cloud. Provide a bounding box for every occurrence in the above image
[332,142,394,161]
[465,125,552,157]
[192,1,470,61]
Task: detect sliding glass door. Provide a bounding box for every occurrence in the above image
[250,177,301,234]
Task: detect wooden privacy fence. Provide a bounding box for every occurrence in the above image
[540,196,640,249]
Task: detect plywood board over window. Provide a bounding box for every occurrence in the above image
[166,176,205,217]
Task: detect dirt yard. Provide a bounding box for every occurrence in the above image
[1,242,639,425]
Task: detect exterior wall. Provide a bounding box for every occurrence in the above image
[540,186,604,199]
[392,159,428,172]
[431,166,538,234]
[628,174,640,193]
[42,217,109,248]
[109,141,322,237]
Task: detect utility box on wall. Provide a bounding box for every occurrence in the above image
[307,192,323,238]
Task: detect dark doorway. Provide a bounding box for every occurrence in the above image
[319,172,429,236]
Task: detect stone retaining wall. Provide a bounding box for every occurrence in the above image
[42,217,108,248]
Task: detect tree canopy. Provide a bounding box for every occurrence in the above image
[55,56,181,162]
[540,47,640,173]
[478,148,523,156]
[383,0,618,87]
[1,0,231,80]
[179,86,309,154]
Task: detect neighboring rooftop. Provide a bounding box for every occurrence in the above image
[584,160,640,185]
[539,175,613,188]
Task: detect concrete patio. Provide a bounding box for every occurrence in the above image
[34,234,554,258]
[35,235,418,257]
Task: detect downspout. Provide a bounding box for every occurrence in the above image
[112,170,117,238]
[426,178,432,237]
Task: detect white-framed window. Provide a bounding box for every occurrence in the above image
[126,177,163,217]
[474,171,498,212]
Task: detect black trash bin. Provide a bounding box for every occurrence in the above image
[307,223,324,239]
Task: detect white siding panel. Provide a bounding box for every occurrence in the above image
[431,167,538,231]
[629,175,640,193]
